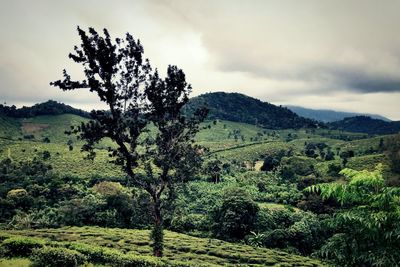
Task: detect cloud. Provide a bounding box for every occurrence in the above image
[149,0,400,94]
[0,0,399,119]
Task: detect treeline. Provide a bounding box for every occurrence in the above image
[0,100,90,118]
[328,116,400,135]
[185,92,320,129]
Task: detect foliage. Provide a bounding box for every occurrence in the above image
[211,187,259,240]
[260,150,285,172]
[204,159,222,183]
[186,92,318,129]
[30,246,87,267]
[0,226,324,266]
[385,134,400,174]
[0,258,32,267]
[51,26,207,257]
[328,116,400,135]
[0,100,90,119]
[307,164,400,266]
[251,207,328,255]
[0,236,44,257]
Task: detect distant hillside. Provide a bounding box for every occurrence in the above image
[186,92,319,129]
[0,100,90,118]
[287,105,390,122]
[329,116,400,135]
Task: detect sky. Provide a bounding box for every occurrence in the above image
[0,0,400,120]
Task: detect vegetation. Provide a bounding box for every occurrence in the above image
[307,165,400,266]
[0,227,324,266]
[1,25,399,267]
[329,116,400,135]
[287,105,390,123]
[50,26,207,257]
[186,92,320,129]
[0,100,90,119]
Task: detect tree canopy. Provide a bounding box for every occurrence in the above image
[51,26,207,257]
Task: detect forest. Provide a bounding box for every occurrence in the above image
[0,27,399,267]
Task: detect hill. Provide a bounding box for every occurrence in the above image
[0,100,90,118]
[186,92,319,129]
[0,226,324,266]
[286,105,391,122]
[329,116,400,135]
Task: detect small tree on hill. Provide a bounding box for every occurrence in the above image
[51,27,207,257]
[204,159,222,183]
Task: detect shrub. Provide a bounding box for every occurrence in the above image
[112,252,165,267]
[100,250,165,267]
[1,236,44,257]
[30,246,87,267]
[66,242,105,263]
[211,187,259,240]
[66,243,167,267]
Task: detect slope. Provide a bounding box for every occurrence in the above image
[0,226,325,266]
[329,116,400,135]
[186,92,319,129]
[287,105,390,122]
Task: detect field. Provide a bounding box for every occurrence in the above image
[0,226,324,266]
[0,113,397,266]
[0,114,391,178]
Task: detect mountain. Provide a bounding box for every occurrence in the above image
[286,105,391,123]
[0,100,90,118]
[328,116,400,135]
[186,92,319,129]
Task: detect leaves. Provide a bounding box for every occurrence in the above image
[307,165,400,266]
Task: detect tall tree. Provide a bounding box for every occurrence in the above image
[51,27,207,257]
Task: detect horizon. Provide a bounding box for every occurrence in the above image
[3,93,394,122]
[1,0,400,119]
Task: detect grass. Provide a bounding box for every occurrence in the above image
[0,226,325,266]
[0,258,31,267]
[0,258,108,267]
[0,114,391,178]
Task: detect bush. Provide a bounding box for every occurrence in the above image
[211,187,259,240]
[6,189,33,209]
[66,242,105,263]
[30,246,87,267]
[109,252,165,267]
[66,243,169,267]
[1,236,44,257]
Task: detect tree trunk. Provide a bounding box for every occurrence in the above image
[151,195,164,257]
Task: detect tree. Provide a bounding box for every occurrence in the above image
[339,150,354,167]
[211,187,259,240]
[204,159,222,183]
[385,134,400,174]
[307,164,400,266]
[51,27,207,257]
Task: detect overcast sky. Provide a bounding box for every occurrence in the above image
[1,0,400,119]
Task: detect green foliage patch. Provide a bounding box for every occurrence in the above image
[0,227,324,266]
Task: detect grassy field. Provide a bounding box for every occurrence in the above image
[0,114,392,179]
[0,226,324,266]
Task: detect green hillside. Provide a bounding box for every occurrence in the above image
[0,114,392,178]
[186,92,319,129]
[1,111,398,266]
[329,116,400,135]
[0,227,324,266]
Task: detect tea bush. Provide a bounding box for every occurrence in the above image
[30,246,87,267]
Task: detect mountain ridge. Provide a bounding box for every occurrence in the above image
[186,92,320,129]
[0,100,90,118]
[286,105,391,122]
[328,116,400,135]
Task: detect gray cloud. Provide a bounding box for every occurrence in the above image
[164,0,400,94]
[0,0,399,119]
